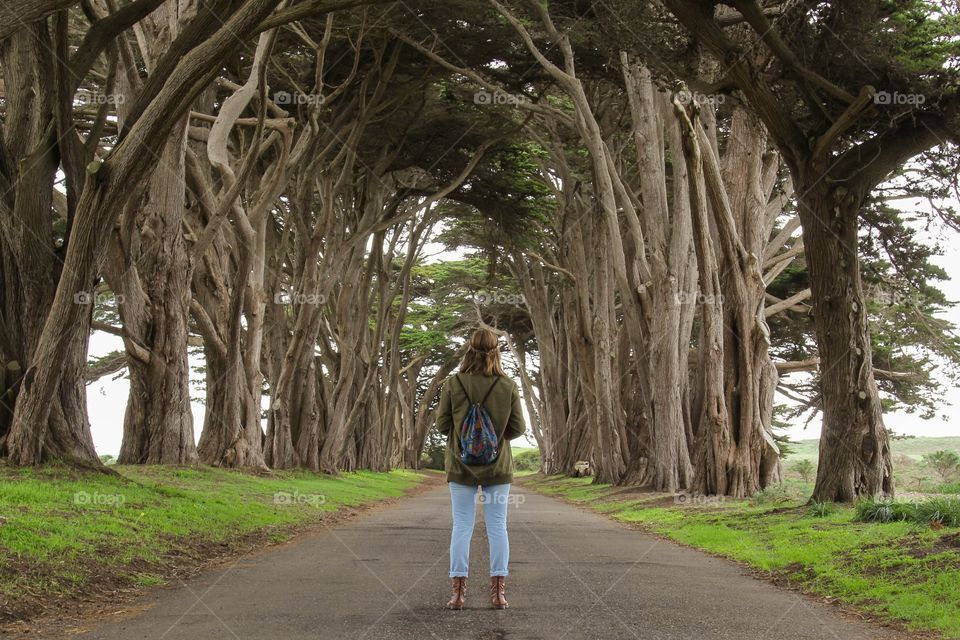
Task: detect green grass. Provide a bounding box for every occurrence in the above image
[522,473,960,638]
[788,436,960,462]
[940,481,960,494]
[0,464,423,618]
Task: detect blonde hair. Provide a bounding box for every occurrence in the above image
[459,328,506,377]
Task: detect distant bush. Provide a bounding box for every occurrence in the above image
[923,450,960,483]
[938,481,960,495]
[420,443,445,470]
[750,484,790,505]
[855,497,960,527]
[513,448,541,472]
[790,458,815,483]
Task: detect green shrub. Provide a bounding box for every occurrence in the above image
[922,450,960,483]
[855,496,960,527]
[420,443,445,470]
[791,459,816,483]
[855,499,914,523]
[750,484,790,505]
[513,448,541,472]
[809,499,835,517]
[938,481,960,494]
[916,497,960,527]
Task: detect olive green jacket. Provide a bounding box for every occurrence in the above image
[435,372,526,486]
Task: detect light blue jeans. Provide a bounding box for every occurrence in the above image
[448,482,511,577]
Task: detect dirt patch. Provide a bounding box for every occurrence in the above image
[622,493,681,508]
[936,532,960,550]
[762,504,809,516]
[595,485,662,500]
[0,471,443,639]
[768,562,817,587]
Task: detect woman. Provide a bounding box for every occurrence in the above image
[435,327,526,610]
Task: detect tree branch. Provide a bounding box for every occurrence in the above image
[0,0,75,41]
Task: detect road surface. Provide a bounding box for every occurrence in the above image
[72,479,901,640]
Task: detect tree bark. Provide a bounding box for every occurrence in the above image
[798,173,893,501]
[0,25,99,467]
[116,117,197,464]
[0,0,75,41]
[3,0,284,466]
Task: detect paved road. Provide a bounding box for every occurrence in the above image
[72,480,900,640]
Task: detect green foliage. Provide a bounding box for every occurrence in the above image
[859,200,960,419]
[772,428,794,460]
[808,500,835,518]
[876,0,960,78]
[420,442,445,470]
[855,497,960,527]
[919,497,960,527]
[791,458,816,483]
[512,448,541,472]
[436,141,556,255]
[922,450,960,483]
[855,499,911,523]
[750,484,791,506]
[939,481,960,495]
[404,259,487,351]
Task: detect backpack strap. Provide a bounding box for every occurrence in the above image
[454,374,473,405]
[479,375,500,405]
[455,374,500,406]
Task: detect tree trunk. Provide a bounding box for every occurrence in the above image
[799,174,893,501]
[0,26,99,467]
[4,0,285,466]
[116,114,198,465]
[679,103,784,497]
[198,343,267,469]
[676,98,732,497]
[192,232,268,470]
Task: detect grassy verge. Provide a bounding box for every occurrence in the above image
[521,473,960,639]
[0,464,425,624]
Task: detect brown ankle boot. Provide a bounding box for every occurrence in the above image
[490,575,509,609]
[446,577,466,609]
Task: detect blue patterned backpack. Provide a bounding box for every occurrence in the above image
[456,374,501,465]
